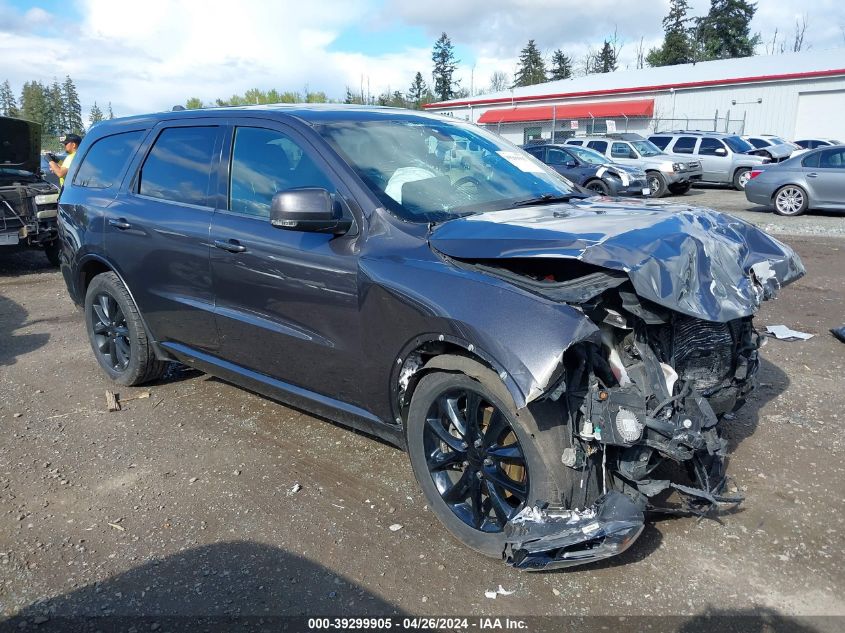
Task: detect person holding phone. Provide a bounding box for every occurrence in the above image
[47,133,82,187]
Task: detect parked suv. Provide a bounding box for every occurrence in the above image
[1,116,60,264]
[563,134,702,197]
[522,143,651,196]
[647,131,768,190]
[59,106,802,570]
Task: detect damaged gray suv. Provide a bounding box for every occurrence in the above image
[59,106,804,570]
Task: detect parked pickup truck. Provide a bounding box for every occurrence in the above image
[1,116,60,265]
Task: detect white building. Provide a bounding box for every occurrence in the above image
[423,49,845,145]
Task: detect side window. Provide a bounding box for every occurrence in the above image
[610,142,631,158]
[698,138,726,156]
[672,136,696,154]
[524,147,545,161]
[567,140,583,146]
[586,140,608,153]
[819,149,845,168]
[229,127,333,218]
[74,130,145,189]
[801,152,820,168]
[649,136,670,150]
[138,126,217,207]
[748,138,768,149]
[546,148,570,165]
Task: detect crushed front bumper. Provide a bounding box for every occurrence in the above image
[503,492,644,570]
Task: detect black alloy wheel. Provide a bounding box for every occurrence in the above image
[421,387,528,532]
[90,293,132,372]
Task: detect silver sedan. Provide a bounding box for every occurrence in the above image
[745,145,845,216]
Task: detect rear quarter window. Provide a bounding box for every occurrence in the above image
[73,130,145,189]
[586,140,608,153]
[649,136,671,150]
[801,152,820,168]
[672,137,697,154]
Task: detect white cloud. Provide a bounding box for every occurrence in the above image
[0,0,843,118]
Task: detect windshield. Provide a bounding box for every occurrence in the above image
[315,118,575,222]
[566,145,607,165]
[630,140,662,157]
[724,136,755,153]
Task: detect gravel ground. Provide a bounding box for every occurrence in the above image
[1,191,843,631]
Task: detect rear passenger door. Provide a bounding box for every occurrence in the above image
[107,120,223,353]
[209,122,362,403]
[696,137,731,182]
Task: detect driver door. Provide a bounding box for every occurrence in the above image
[209,122,363,404]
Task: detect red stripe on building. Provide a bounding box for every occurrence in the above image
[424,68,845,110]
[476,99,655,124]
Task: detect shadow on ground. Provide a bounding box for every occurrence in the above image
[3,541,405,632]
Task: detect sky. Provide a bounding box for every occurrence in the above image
[1,0,845,120]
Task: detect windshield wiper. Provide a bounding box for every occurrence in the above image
[513,192,587,207]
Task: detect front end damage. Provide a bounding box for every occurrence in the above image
[428,203,804,569]
[500,279,760,570]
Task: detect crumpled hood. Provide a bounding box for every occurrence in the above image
[429,199,805,322]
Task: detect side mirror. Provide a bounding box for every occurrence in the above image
[714,147,728,156]
[564,160,577,168]
[270,188,352,235]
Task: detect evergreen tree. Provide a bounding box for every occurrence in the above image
[595,40,618,73]
[89,101,104,125]
[694,0,760,60]
[513,40,547,86]
[107,102,114,119]
[45,80,64,136]
[343,87,362,104]
[647,0,695,66]
[407,72,428,108]
[62,75,83,133]
[549,50,573,80]
[431,32,459,101]
[20,81,48,127]
[1,80,19,116]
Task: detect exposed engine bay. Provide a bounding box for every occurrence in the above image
[463,258,768,570]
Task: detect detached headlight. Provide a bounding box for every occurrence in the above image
[34,193,59,205]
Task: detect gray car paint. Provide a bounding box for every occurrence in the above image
[745,145,845,212]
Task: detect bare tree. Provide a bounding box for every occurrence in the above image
[793,15,808,52]
[488,71,510,93]
[635,36,645,69]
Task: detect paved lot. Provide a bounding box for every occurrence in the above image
[1,190,843,630]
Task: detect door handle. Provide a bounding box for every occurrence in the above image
[108,218,131,230]
[806,173,818,178]
[214,239,247,253]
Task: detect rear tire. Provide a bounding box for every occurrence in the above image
[733,168,752,190]
[84,272,166,386]
[773,185,808,217]
[646,171,668,197]
[406,362,597,558]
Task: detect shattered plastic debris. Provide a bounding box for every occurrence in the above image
[503,492,644,571]
[831,326,845,344]
[764,325,814,341]
[484,585,515,599]
[286,483,302,496]
[388,523,403,532]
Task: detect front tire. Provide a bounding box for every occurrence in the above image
[646,171,668,197]
[84,272,166,386]
[773,185,808,216]
[406,363,597,558]
[585,179,610,195]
